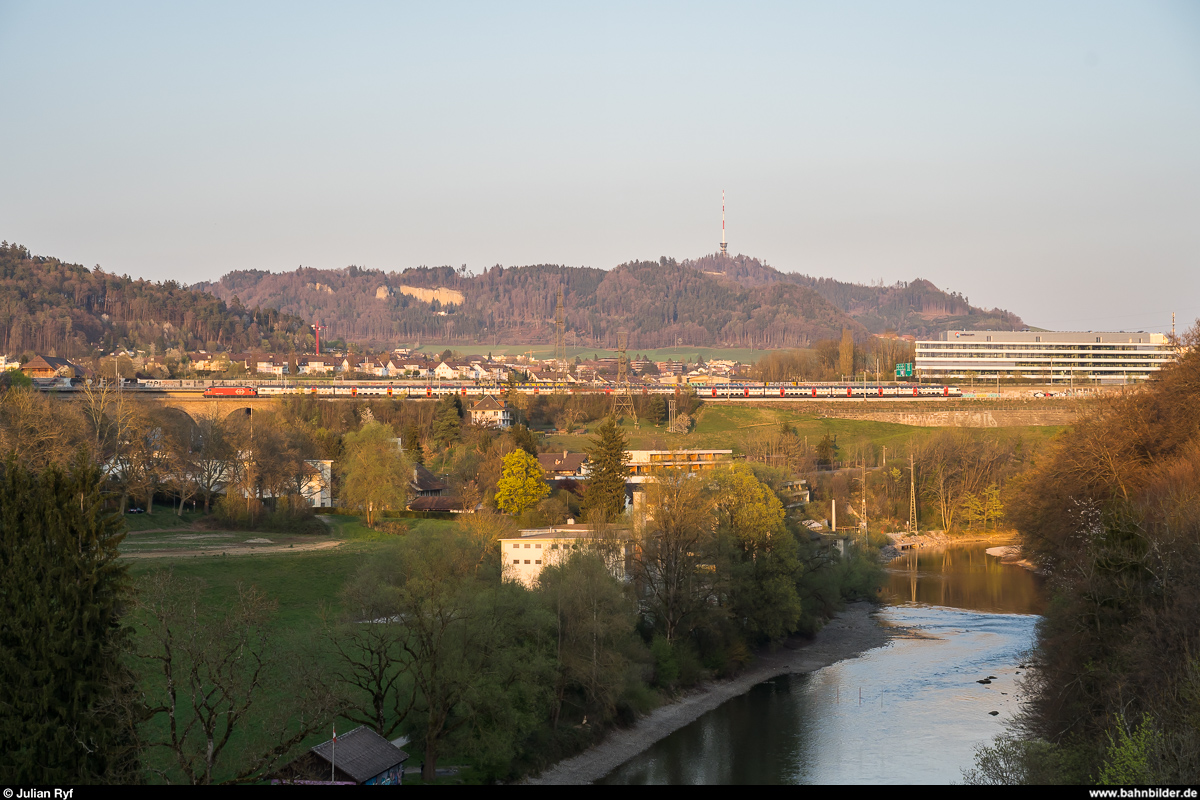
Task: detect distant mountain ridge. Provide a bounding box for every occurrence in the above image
[0,242,308,358]
[197,258,870,350]
[682,254,1024,336]
[198,254,1023,349]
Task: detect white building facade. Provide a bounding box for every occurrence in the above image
[501,524,633,588]
[916,331,1175,384]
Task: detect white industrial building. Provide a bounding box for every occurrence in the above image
[916,331,1175,384]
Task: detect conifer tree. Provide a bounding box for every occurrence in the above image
[402,422,424,464]
[432,396,462,449]
[0,456,138,783]
[582,416,630,522]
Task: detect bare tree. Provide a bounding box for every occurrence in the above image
[634,467,716,642]
[0,387,89,472]
[191,411,234,513]
[132,570,337,785]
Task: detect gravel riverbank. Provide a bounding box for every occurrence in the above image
[525,601,896,785]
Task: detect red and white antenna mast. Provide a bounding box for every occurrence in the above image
[312,320,326,355]
[719,190,728,257]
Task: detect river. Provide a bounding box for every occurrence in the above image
[600,543,1045,784]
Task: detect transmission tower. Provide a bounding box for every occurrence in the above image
[554,285,568,388]
[612,330,637,426]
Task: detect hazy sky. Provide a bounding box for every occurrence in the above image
[2,1,1197,332]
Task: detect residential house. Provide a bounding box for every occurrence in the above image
[433,361,459,380]
[303,460,334,508]
[253,355,288,377]
[501,524,633,588]
[781,479,811,509]
[469,395,513,429]
[407,496,469,513]
[410,464,447,497]
[538,451,588,482]
[298,356,338,376]
[186,352,222,373]
[459,361,488,381]
[274,726,409,785]
[21,355,83,381]
[362,356,391,377]
[403,363,430,378]
[238,459,332,508]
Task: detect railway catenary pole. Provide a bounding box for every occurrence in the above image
[909,450,917,535]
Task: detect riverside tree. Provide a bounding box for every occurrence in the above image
[985,323,1200,784]
[537,550,641,728]
[0,457,138,784]
[636,466,717,643]
[710,465,803,643]
[341,531,553,781]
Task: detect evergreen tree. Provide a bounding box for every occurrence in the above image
[0,456,138,783]
[402,422,424,465]
[581,417,630,522]
[646,395,666,426]
[432,396,462,449]
[508,424,540,457]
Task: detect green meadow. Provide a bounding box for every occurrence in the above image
[543,403,1065,455]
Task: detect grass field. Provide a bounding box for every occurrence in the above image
[120,507,206,531]
[122,516,456,643]
[543,404,1066,455]
[123,516,465,782]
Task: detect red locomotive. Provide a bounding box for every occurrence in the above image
[202,386,258,398]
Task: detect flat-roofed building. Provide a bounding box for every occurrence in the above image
[626,449,734,484]
[501,523,633,588]
[916,330,1175,384]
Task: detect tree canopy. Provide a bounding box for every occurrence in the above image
[0,457,137,783]
[339,421,411,526]
[494,449,549,515]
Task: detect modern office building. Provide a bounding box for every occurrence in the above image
[915,331,1175,384]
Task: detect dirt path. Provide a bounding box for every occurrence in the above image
[121,538,344,559]
[525,601,896,785]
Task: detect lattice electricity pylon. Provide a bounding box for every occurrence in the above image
[612,330,637,427]
[554,285,568,389]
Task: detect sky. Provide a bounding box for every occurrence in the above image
[1,1,1197,333]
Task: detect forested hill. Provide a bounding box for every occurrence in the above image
[197,258,868,350]
[685,254,1025,337]
[0,242,310,358]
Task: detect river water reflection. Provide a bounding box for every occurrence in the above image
[600,543,1045,785]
